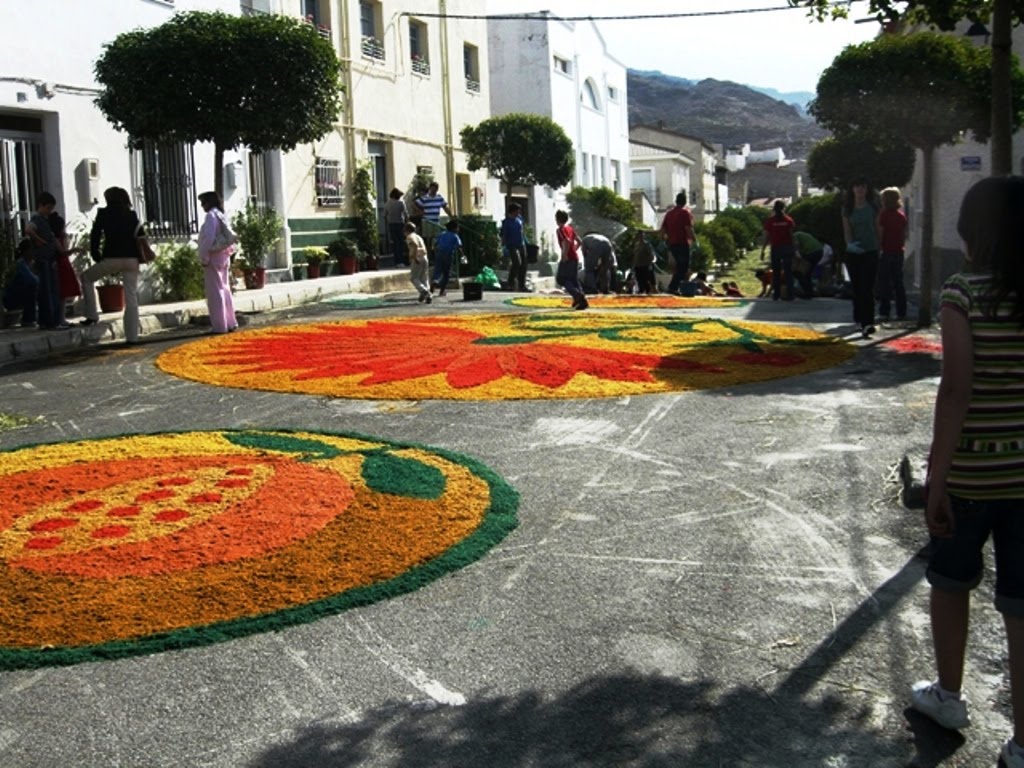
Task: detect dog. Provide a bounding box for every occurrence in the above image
[754,268,773,298]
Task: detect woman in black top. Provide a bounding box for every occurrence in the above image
[81,187,143,343]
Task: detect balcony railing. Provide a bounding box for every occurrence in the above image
[411,56,430,76]
[361,36,385,60]
[239,2,269,17]
[303,16,331,40]
[465,77,480,93]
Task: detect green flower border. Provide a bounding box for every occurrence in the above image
[0,429,519,671]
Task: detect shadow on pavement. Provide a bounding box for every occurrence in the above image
[250,554,965,768]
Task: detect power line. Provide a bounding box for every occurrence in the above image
[401,2,857,23]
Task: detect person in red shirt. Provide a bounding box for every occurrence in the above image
[555,210,587,310]
[760,199,796,301]
[876,187,909,321]
[660,192,695,295]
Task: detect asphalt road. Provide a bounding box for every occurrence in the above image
[0,292,1011,768]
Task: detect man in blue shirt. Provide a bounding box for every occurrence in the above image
[432,219,462,297]
[414,182,452,225]
[500,203,527,291]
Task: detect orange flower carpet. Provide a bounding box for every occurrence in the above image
[0,429,517,669]
[508,295,747,309]
[157,312,855,400]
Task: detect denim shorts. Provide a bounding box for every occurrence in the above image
[926,495,1024,616]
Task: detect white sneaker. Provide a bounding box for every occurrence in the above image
[910,680,970,730]
[1000,739,1024,768]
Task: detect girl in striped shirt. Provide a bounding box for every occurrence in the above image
[913,176,1024,768]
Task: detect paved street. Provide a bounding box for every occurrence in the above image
[0,280,1009,768]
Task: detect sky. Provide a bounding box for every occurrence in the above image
[484,0,881,95]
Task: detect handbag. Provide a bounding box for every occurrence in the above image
[211,212,238,252]
[135,223,156,263]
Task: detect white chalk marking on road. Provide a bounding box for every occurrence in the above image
[758,451,812,467]
[528,417,621,447]
[549,553,850,573]
[116,407,160,417]
[5,669,48,695]
[819,443,869,453]
[347,617,466,707]
[281,644,327,690]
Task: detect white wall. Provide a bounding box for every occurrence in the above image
[489,16,630,253]
[1,0,235,222]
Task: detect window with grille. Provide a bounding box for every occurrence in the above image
[247,151,272,211]
[130,140,198,240]
[464,43,480,92]
[553,56,572,76]
[315,157,343,207]
[360,1,384,60]
[409,20,430,75]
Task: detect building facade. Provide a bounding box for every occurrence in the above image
[628,125,725,222]
[488,15,630,254]
[277,0,493,261]
[1,0,239,250]
[628,141,694,215]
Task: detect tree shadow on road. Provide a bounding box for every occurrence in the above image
[250,555,967,768]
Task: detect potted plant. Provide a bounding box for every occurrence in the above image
[96,272,125,313]
[297,246,328,279]
[352,164,381,270]
[328,236,358,275]
[232,203,283,289]
[0,229,21,327]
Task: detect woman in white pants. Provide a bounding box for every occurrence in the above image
[197,191,237,334]
[81,186,141,343]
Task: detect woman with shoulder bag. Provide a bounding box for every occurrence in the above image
[197,191,238,334]
[81,187,143,343]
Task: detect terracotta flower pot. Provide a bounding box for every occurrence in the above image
[338,254,357,275]
[307,263,321,279]
[243,267,266,290]
[97,284,125,313]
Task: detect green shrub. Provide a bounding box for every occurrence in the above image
[716,207,762,249]
[695,221,737,271]
[455,215,500,276]
[152,242,204,301]
[566,186,641,232]
[787,193,843,251]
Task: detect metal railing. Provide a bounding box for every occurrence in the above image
[465,77,480,93]
[411,57,430,76]
[361,36,385,60]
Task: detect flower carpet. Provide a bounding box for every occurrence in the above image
[157,312,856,400]
[0,429,517,669]
[508,295,747,309]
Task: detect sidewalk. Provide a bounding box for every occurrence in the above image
[0,268,416,366]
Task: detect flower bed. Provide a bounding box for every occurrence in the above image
[157,312,856,401]
[0,429,517,669]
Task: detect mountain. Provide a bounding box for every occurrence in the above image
[626,70,827,159]
[747,86,816,112]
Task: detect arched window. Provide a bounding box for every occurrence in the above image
[582,79,601,111]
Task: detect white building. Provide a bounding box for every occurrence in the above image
[628,125,725,222]
[277,0,494,262]
[1,0,239,246]
[628,141,694,214]
[1,0,494,277]
[487,15,630,254]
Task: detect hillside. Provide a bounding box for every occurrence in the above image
[627,70,827,159]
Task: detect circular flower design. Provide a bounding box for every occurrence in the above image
[0,430,517,669]
[157,313,855,400]
[508,296,747,309]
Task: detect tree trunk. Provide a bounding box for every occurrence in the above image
[992,0,1014,176]
[917,146,935,327]
[214,143,225,200]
